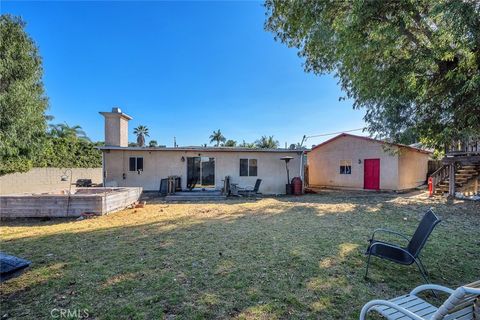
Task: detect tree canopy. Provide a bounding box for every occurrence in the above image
[223,139,237,147]
[265,0,480,148]
[0,15,49,174]
[255,135,279,149]
[35,138,102,168]
[148,140,158,147]
[239,140,256,148]
[48,122,90,141]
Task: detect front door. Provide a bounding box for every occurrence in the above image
[364,159,380,190]
[187,157,215,189]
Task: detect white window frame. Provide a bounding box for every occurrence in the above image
[129,157,144,172]
[240,158,258,177]
[340,160,352,174]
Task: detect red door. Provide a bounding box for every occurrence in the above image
[364,159,380,190]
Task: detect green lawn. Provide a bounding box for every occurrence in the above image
[1,191,479,319]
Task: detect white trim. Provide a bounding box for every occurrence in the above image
[239,158,258,177]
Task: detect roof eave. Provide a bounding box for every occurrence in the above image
[308,133,432,154]
[97,146,306,153]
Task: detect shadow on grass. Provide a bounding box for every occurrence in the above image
[1,194,479,319]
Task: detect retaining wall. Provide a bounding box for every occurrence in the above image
[0,168,102,195]
[0,187,142,218]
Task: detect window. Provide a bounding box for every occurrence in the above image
[340,160,352,174]
[137,157,143,171]
[240,159,257,176]
[129,157,144,172]
[249,159,257,176]
[240,159,248,176]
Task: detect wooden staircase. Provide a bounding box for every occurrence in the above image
[434,164,480,195]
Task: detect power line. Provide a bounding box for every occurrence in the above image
[298,128,366,147]
[306,128,365,139]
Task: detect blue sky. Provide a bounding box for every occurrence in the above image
[3,1,366,147]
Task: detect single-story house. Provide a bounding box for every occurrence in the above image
[307,133,431,191]
[99,108,303,194]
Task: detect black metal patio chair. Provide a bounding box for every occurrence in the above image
[237,179,262,197]
[365,209,441,283]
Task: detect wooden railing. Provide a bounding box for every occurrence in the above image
[430,164,450,194]
[445,137,480,156]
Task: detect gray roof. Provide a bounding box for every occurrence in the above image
[98,146,306,153]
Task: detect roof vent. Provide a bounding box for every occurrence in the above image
[112,107,122,114]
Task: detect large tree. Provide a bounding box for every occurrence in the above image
[0,15,48,174]
[265,0,480,148]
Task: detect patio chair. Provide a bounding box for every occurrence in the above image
[359,280,480,319]
[365,209,441,283]
[237,179,262,197]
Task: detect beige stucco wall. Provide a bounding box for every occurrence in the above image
[0,168,102,195]
[397,148,430,190]
[103,114,129,147]
[307,135,399,190]
[103,150,302,194]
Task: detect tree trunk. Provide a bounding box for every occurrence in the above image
[137,134,145,147]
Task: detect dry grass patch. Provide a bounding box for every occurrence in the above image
[1,191,479,319]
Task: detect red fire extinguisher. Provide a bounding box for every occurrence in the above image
[428,177,433,197]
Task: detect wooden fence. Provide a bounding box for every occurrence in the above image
[427,160,443,176]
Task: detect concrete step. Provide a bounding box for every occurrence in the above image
[164,191,227,201]
[165,196,227,201]
[174,191,223,196]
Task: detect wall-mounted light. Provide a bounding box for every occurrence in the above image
[358,159,362,164]
[181,156,185,162]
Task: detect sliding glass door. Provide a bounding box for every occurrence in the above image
[186,157,215,189]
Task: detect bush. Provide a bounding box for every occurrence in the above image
[34,138,102,168]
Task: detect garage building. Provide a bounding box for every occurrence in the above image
[307,133,431,191]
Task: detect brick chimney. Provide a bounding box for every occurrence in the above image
[99,107,132,147]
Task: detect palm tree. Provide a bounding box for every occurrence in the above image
[133,125,149,147]
[255,135,279,149]
[209,129,226,147]
[48,122,90,141]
